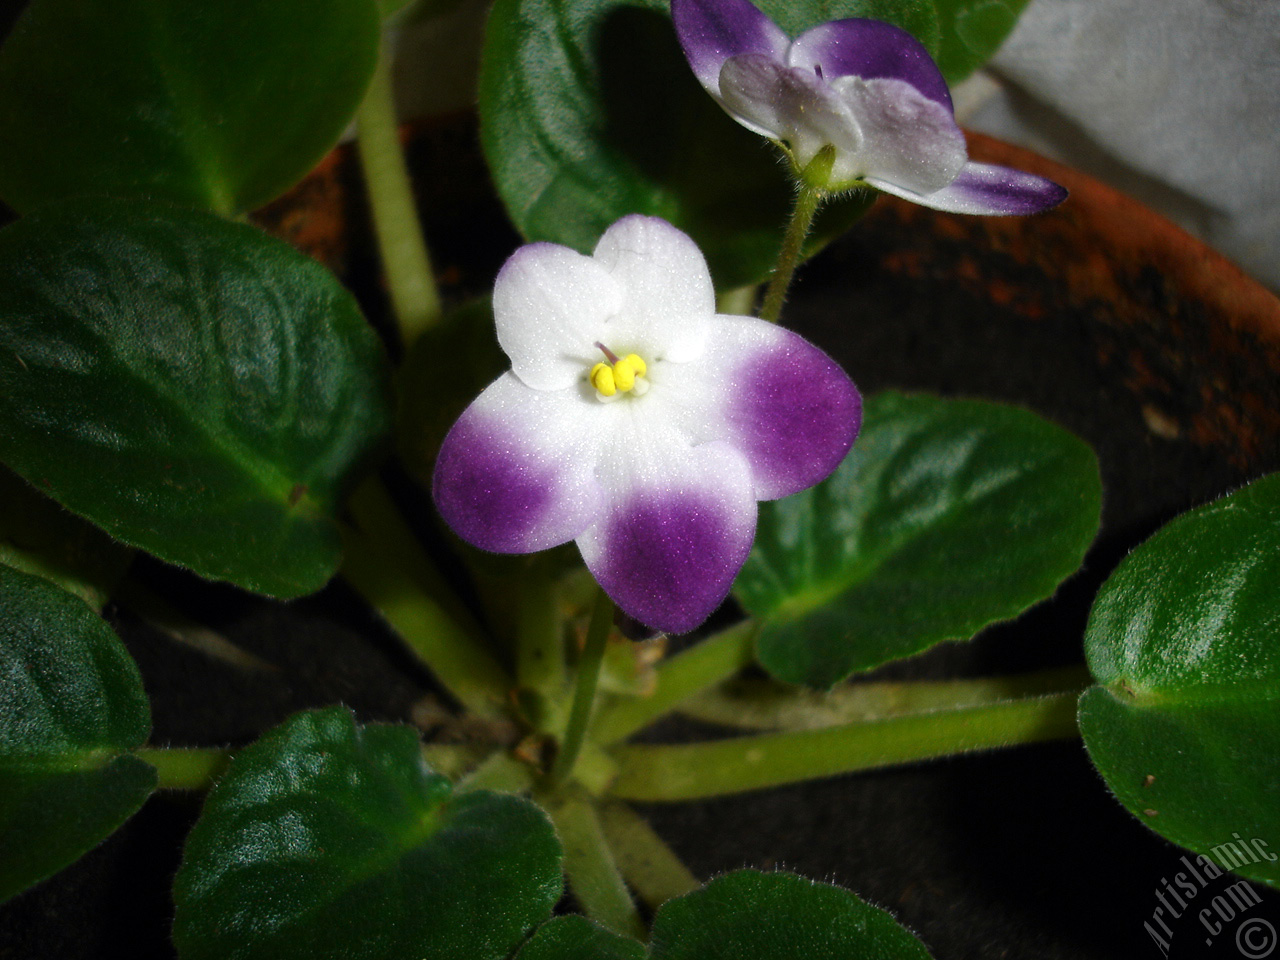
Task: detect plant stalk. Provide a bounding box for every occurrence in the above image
[758,147,833,323]
[549,589,613,786]
[592,619,758,745]
[137,747,231,791]
[676,664,1093,731]
[598,800,699,908]
[340,477,511,718]
[355,33,442,353]
[456,749,537,795]
[608,690,1081,802]
[515,561,565,699]
[542,791,646,939]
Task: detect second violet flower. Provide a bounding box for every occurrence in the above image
[433,216,860,634]
[672,0,1066,215]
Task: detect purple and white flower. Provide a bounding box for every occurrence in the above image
[672,0,1066,214]
[433,216,860,634]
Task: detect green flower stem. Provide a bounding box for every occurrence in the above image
[340,477,511,719]
[676,664,1094,732]
[758,147,834,323]
[516,562,565,699]
[608,691,1081,802]
[542,791,646,939]
[715,284,758,316]
[598,800,699,909]
[592,619,758,746]
[114,578,274,673]
[550,589,614,787]
[457,749,537,795]
[355,34,442,353]
[137,747,231,791]
[419,742,491,781]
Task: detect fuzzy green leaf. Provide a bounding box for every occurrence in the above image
[737,392,1101,686]
[173,707,563,960]
[1080,473,1280,889]
[0,564,155,903]
[0,199,391,598]
[933,0,1030,84]
[0,0,381,214]
[651,870,933,959]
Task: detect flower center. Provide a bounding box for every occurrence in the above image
[589,342,650,403]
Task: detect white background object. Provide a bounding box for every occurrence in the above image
[960,0,1280,288]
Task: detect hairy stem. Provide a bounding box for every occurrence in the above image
[609,691,1081,802]
[592,619,758,745]
[598,801,699,909]
[355,34,442,353]
[550,589,613,786]
[456,750,536,795]
[759,147,833,323]
[543,791,646,939]
[676,664,1093,731]
[341,478,511,718]
[138,747,231,791]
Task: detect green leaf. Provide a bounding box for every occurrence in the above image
[650,870,932,959]
[519,872,932,960]
[478,0,918,290]
[1079,473,1280,889]
[0,198,391,599]
[0,464,133,610]
[172,706,563,960]
[519,916,647,960]
[0,564,156,904]
[933,0,1030,85]
[0,0,381,215]
[755,0,938,52]
[737,392,1101,687]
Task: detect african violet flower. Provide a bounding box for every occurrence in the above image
[433,216,860,634]
[672,0,1066,214]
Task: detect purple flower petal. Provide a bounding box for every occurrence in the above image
[577,441,755,634]
[789,18,952,110]
[832,76,965,193]
[671,0,790,97]
[433,375,602,553]
[715,319,860,499]
[868,160,1068,215]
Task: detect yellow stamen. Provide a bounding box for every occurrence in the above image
[590,347,649,401]
[613,357,637,391]
[590,362,617,397]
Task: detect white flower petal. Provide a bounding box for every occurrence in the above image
[591,215,715,362]
[493,242,625,391]
[719,54,862,172]
[435,216,866,634]
[830,75,966,192]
